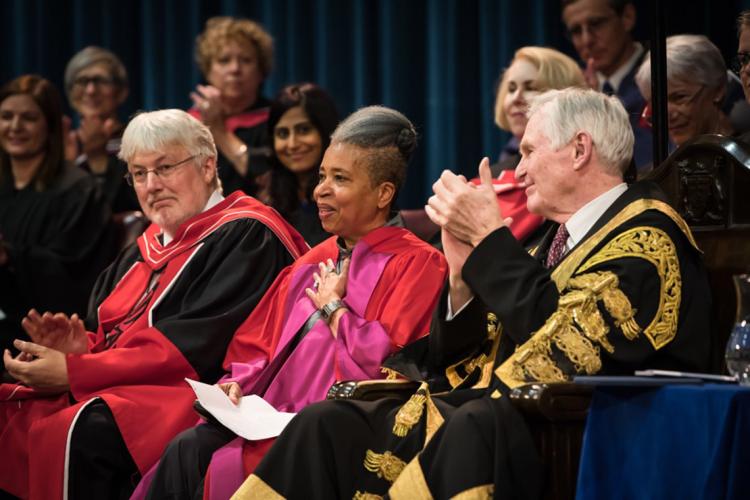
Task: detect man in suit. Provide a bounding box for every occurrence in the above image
[561,0,652,169]
[233,88,710,499]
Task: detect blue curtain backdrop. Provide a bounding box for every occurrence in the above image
[3,0,750,207]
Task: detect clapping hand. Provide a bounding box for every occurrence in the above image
[190,84,225,128]
[426,157,513,247]
[3,340,70,392]
[21,309,88,354]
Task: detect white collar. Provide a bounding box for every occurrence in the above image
[597,43,643,92]
[162,189,224,246]
[563,183,628,251]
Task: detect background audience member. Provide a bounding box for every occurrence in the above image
[493,46,585,173]
[561,0,652,170]
[0,74,111,369]
[487,46,586,243]
[190,16,274,195]
[260,83,339,246]
[636,34,733,157]
[730,10,750,142]
[64,46,138,212]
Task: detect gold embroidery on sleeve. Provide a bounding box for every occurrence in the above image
[392,382,428,437]
[353,492,383,500]
[577,227,681,349]
[363,450,407,483]
[381,367,400,380]
[496,270,640,388]
[445,313,502,389]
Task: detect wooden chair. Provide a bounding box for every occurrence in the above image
[647,134,750,371]
[111,211,149,252]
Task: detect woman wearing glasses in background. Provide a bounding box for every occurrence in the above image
[635,35,733,164]
[0,75,111,371]
[64,46,138,212]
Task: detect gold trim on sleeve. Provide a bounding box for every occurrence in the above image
[496,270,640,388]
[445,313,503,389]
[392,383,428,437]
[388,457,434,500]
[230,474,284,500]
[450,484,495,500]
[364,450,407,483]
[353,492,383,500]
[577,227,681,349]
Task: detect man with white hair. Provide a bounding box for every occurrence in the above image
[0,109,308,499]
[235,88,710,500]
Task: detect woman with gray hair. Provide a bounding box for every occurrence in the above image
[64,46,138,211]
[635,34,733,147]
[136,106,448,500]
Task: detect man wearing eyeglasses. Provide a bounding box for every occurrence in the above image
[0,109,308,499]
[562,0,652,170]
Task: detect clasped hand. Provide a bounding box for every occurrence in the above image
[2,309,89,392]
[305,258,350,309]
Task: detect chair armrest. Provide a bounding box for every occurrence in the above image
[327,379,421,401]
[509,383,593,423]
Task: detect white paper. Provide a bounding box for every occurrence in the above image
[185,378,297,440]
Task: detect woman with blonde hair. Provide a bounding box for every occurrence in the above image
[482,46,585,243]
[492,46,585,173]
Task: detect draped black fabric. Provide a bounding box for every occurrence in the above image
[3,0,750,207]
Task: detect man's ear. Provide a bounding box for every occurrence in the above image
[203,156,218,184]
[621,3,636,33]
[377,182,396,209]
[572,131,593,171]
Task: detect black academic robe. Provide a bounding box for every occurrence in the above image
[0,164,113,365]
[237,181,712,500]
[0,192,308,499]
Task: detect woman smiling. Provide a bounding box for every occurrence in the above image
[137,106,448,500]
[0,75,111,368]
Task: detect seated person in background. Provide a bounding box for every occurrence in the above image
[0,75,112,370]
[731,11,750,142]
[561,0,652,170]
[190,16,275,195]
[235,88,711,499]
[0,109,308,499]
[258,83,339,246]
[485,45,585,243]
[63,45,139,212]
[636,34,733,166]
[138,106,448,500]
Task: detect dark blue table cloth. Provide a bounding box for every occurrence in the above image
[576,384,750,500]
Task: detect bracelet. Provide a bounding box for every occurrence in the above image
[320,299,345,322]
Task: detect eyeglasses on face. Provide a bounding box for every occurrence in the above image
[124,155,197,186]
[565,15,615,40]
[72,75,116,89]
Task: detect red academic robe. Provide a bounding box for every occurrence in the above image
[200,226,449,499]
[0,192,308,499]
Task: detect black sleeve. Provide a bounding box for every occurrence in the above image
[8,174,114,317]
[462,227,560,346]
[149,218,296,383]
[428,282,491,370]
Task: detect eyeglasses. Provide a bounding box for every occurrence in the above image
[639,86,706,129]
[72,75,116,89]
[565,15,615,40]
[124,155,197,186]
[733,52,750,73]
